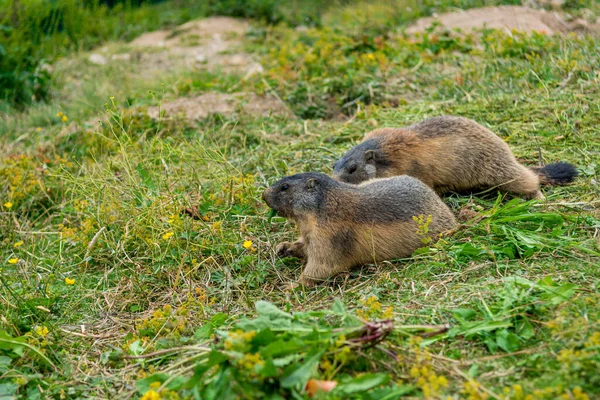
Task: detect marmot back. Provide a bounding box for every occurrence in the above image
[332,115,578,199]
[262,172,456,285]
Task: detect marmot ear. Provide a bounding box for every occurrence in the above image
[306,178,318,189]
[365,149,376,162]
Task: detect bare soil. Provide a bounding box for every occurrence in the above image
[406,5,598,34]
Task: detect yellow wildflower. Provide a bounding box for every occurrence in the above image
[61,115,68,123]
[14,241,24,248]
[36,127,42,132]
[4,202,13,209]
[65,277,75,285]
[140,390,161,400]
[56,112,63,117]
[8,258,18,264]
[149,381,161,390]
[243,240,253,249]
[35,325,49,337]
[162,231,174,240]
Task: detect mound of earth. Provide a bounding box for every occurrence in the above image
[146,92,290,121]
[128,16,261,77]
[406,5,597,34]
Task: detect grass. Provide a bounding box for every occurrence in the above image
[1,0,600,399]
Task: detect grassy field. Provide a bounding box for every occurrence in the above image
[1,0,600,399]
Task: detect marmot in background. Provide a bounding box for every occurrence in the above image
[262,172,457,286]
[332,116,578,199]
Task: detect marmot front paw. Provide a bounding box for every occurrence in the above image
[276,241,305,259]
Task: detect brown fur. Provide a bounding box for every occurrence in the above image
[339,116,548,199]
[262,173,457,286]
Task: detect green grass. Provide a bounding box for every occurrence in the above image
[1,0,600,399]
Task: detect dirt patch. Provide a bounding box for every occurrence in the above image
[406,6,598,34]
[146,92,290,121]
[127,16,261,76]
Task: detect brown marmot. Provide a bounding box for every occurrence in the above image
[262,172,457,286]
[332,116,578,199]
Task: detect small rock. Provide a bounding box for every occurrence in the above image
[89,54,108,65]
[196,54,207,63]
[111,53,131,61]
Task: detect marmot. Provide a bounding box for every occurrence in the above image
[332,116,578,199]
[262,172,457,285]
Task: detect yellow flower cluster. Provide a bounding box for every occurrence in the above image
[238,352,264,373]
[502,384,591,400]
[138,304,187,339]
[224,329,256,352]
[356,296,393,321]
[140,390,161,400]
[413,214,433,245]
[461,380,489,400]
[407,337,449,398]
[409,365,448,398]
[56,111,68,123]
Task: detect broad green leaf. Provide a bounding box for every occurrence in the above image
[515,318,534,340]
[136,373,169,394]
[255,301,292,320]
[190,350,228,381]
[0,331,26,356]
[129,340,144,356]
[0,382,19,397]
[496,330,521,352]
[450,308,476,321]
[543,283,577,305]
[331,298,346,315]
[280,350,324,388]
[194,324,213,340]
[333,373,390,395]
[211,313,228,327]
[260,357,278,378]
[450,320,512,337]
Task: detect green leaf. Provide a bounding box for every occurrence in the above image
[496,330,521,352]
[136,162,155,190]
[543,283,577,305]
[261,338,305,358]
[515,318,534,340]
[331,298,346,315]
[280,350,324,388]
[450,308,476,321]
[334,373,390,395]
[364,384,416,400]
[450,320,512,337]
[0,382,19,398]
[190,350,228,383]
[0,331,26,357]
[129,340,144,356]
[260,357,278,378]
[137,373,169,394]
[255,301,293,320]
[211,313,228,327]
[194,324,214,340]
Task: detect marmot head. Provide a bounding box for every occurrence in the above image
[332,139,389,184]
[262,172,333,219]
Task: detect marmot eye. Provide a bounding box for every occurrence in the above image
[348,165,357,174]
[280,183,289,191]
